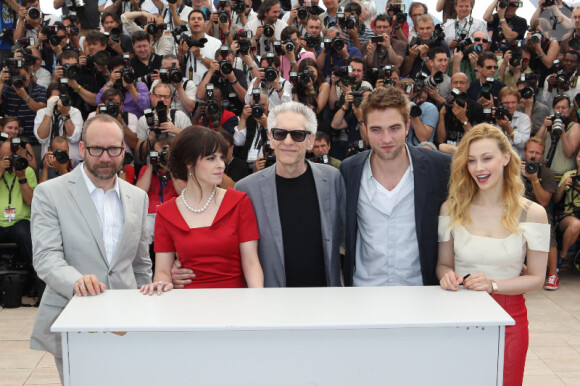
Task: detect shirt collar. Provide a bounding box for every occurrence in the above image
[81,162,121,198]
[363,144,415,182]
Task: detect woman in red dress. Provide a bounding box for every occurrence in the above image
[140,126,263,294]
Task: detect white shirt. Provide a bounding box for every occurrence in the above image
[505,110,531,159]
[443,16,489,45]
[33,67,52,89]
[245,18,288,57]
[353,147,423,286]
[244,76,293,109]
[81,164,125,265]
[182,33,223,85]
[150,79,197,115]
[33,106,83,164]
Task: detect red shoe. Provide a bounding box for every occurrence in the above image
[544,275,559,290]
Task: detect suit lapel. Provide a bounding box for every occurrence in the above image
[67,167,108,266]
[410,147,428,244]
[311,162,330,239]
[260,166,284,264]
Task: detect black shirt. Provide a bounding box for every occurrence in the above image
[131,54,163,88]
[488,13,528,51]
[441,97,484,145]
[276,163,326,287]
[225,156,249,182]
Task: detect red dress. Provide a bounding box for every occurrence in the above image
[154,188,259,288]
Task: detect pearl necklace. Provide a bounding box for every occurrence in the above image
[181,186,216,213]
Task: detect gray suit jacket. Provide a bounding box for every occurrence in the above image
[235,161,345,287]
[30,166,152,358]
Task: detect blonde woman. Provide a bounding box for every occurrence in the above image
[437,124,549,386]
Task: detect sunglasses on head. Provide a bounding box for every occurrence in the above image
[271,128,311,142]
[473,37,489,43]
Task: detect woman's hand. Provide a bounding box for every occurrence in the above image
[440,270,463,291]
[463,272,491,292]
[140,281,173,295]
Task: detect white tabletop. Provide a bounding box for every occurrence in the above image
[51,286,514,333]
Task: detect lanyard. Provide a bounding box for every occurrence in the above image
[2,175,17,206]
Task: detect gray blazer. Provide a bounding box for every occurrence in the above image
[235,161,345,287]
[30,166,152,358]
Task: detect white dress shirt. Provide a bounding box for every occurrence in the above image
[81,165,125,265]
[443,16,489,45]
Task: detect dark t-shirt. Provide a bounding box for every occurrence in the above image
[61,1,100,29]
[131,54,163,88]
[276,163,326,287]
[441,97,484,145]
[488,13,528,51]
[523,165,556,203]
[225,156,249,182]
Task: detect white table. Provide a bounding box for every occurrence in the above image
[52,286,514,386]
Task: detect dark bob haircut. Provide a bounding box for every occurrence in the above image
[169,126,228,183]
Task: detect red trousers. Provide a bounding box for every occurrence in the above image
[491,294,528,386]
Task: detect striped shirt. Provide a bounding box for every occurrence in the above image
[345,24,376,47]
[1,83,47,145]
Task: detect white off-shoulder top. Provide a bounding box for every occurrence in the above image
[438,216,550,280]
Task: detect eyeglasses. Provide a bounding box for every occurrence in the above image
[153,93,172,100]
[271,128,311,142]
[485,65,499,70]
[473,37,489,43]
[84,145,124,157]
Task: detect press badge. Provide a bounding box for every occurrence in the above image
[4,207,15,223]
[247,149,259,163]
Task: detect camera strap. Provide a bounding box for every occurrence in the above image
[2,175,17,207]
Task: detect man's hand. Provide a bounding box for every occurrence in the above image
[366,41,377,56]
[43,151,56,170]
[170,259,195,289]
[254,157,266,172]
[451,102,468,123]
[74,274,106,296]
[159,121,180,136]
[496,115,510,130]
[56,99,70,116]
[521,163,538,181]
[0,157,10,175]
[240,105,251,121]
[477,95,493,107]
[449,38,458,50]
[452,48,464,63]
[45,95,60,115]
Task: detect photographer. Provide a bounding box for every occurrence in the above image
[542,51,580,109]
[233,89,269,165]
[397,78,438,145]
[292,58,330,115]
[80,32,113,90]
[245,0,288,57]
[196,46,248,111]
[483,0,528,52]
[0,60,47,145]
[193,85,239,133]
[317,25,362,80]
[130,31,163,89]
[436,72,483,155]
[206,0,233,41]
[516,78,550,136]
[101,11,133,56]
[13,0,45,43]
[520,136,559,290]
[14,48,51,90]
[97,55,150,118]
[33,82,83,165]
[231,0,257,28]
[536,95,580,176]
[496,86,531,158]
[363,14,404,69]
[1,117,38,173]
[300,16,323,55]
[136,137,177,240]
[442,0,488,49]
[0,0,20,63]
[310,131,341,169]
[401,15,450,79]
[322,0,343,29]
[178,9,222,85]
[61,14,82,53]
[498,44,533,87]
[87,87,139,163]
[330,86,372,159]
[38,136,72,183]
[38,22,68,74]
[279,25,315,80]
[52,50,100,118]
[342,2,375,52]
[123,11,173,56]
[53,0,101,35]
[466,51,505,106]
[525,21,561,86]
[449,30,489,82]
[423,46,451,106]
[560,6,580,59]
[229,30,261,85]
[154,0,193,29]
[135,83,191,159]
[328,56,370,111]
[245,54,292,108]
[531,0,573,43]
[374,65,400,88]
[150,55,197,115]
[220,131,249,188]
[384,0,410,42]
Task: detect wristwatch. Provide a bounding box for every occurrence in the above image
[18,178,27,184]
[489,280,498,294]
[231,79,239,85]
[462,120,469,126]
[500,18,506,23]
[22,96,31,103]
[63,115,71,122]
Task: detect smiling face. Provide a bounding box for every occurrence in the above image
[467,138,510,190]
[1,120,20,139]
[454,0,472,19]
[365,107,409,162]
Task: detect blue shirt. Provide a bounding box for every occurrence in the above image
[408,101,438,146]
[0,1,19,50]
[96,82,151,119]
[323,44,362,80]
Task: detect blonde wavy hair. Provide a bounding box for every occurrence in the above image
[447,123,525,233]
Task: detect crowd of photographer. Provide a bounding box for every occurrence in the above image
[0,0,580,298]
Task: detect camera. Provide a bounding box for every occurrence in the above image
[483,107,494,123]
[171,24,188,40]
[495,105,510,121]
[456,37,473,52]
[251,88,264,118]
[342,15,358,30]
[65,0,85,9]
[414,71,429,88]
[409,24,445,48]
[9,154,28,172]
[119,67,136,83]
[444,88,467,108]
[297,5,309,20]
[218,9,230,24]
[15,38,35,47]
[232,0,247,14]
[146,23,167,35]
[234,29,253,55]
[330,36,345,51]
[549,112,565,136]
[218,45,233,74]
[149,150,168,168]
[98,101,121,117]
[525,157,540,175]
[520,86,534,99]
[43,25,65,46]
[205,84,220,115]
[181,36,207,48]
[409,102,422,118]
[62,63,80,81]
[387,3,407,24]
[498,0,509,8]
[9,137,26,155]
[59,94,72,107]
[544,0,556,6]
[159,64,183,83]
[479,78,495,100]
[351,90,365,107]
[380,65,395,86]
[85,50,111,67]
[273,40,283,55]
[283,40,295,53]
[427,71,444,87]
[289,70,312,86]
[310,154,329,164]
[346,140,367,158]
[371,36,384,44]
[27,6,41,20]
[263,53,278,82]
[0,29,13,41]
[304,33,320,48]
[3,58,25,88]
[333,65,353,86]
[263,24,275,38]
[108,27,121,42]
[53,149,70,164]
[529,31,543,45]
[155,103,168,125]
[499,39,522,54]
